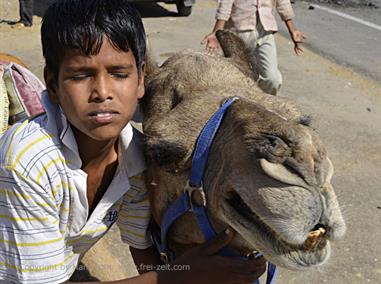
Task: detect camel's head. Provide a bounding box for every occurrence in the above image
[141,31,345,269]
[203,98,346,269]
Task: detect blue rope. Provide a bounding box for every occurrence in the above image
[157,96,278,284]
[189,97,239,187]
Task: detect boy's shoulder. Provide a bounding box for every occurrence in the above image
[0,114,60,171]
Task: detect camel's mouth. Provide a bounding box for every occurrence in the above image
[224,191,330,268]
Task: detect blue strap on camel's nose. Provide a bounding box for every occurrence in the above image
[189,96,239,187]
[157,96,278,284]
[158,97,239,257]
[188,96,277,284]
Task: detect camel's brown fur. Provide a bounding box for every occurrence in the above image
[141,30,345,269]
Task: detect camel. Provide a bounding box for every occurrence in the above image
[141,30,346,270]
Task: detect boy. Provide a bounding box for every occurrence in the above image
[0,0,266,283]
[202,0,306,95]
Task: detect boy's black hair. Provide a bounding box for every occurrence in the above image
[41,0,146,77]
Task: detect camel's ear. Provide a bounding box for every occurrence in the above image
[144,49,160,85]
[215,30,257,79]
[215,30,249,60]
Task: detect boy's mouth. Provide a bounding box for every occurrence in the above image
[89,109,119,116]
[88,110,119,123]
[90,112,116,116]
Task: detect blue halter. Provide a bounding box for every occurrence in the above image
[154,97,277,284]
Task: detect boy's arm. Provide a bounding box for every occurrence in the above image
[129,245,163,274]
[63,246,162,283]
[64,272,158,284]
[0,166,71,283]
[155,229,266,284]
[201,0,234,52]
[276,0,306,55]
[201,19,227,52]
[284,19,306,55]
[65,229,266,284]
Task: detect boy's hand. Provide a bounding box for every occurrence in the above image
[201,33,221,54]
[157,229,267,284]
[290,30,307,55]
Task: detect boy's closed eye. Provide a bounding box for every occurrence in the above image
[108,65,135,79]
[63,67,94,81]
[111,73,130,79]
[66,72,130,81]
[68,73,91,81]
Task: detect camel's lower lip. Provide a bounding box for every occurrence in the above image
[224,191,329,267]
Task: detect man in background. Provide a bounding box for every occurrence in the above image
[12,0,33,27]
[202,0,306,95]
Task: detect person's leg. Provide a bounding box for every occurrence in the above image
[255,26,282,95]
[235,29,281,95]
[19,0,33,26]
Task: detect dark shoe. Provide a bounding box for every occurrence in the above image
[11,22,32,28]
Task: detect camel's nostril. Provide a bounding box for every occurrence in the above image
[304,226,327,250]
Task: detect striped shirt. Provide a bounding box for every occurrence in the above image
[216,0,295,32]
[0,91,152,283]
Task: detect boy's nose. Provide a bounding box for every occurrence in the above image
[91,75,113,102]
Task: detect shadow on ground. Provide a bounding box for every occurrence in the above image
[34,0,56,17]
[34,0,177,18]
[0,0,179,23]
[69,262,100,282]
[131,3,178,17]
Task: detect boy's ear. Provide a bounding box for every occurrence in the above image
[44,67,59,104]
[138,62,145,99]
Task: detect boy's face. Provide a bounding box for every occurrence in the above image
[45,39,144,142]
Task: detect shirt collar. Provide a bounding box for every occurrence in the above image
[120,125,146,177]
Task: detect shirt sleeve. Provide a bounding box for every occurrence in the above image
[0,167,71,284]
[216,0,235,21]
[276,0,295,21]
[117,174,153,250]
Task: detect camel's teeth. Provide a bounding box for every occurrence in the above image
[304,227,326,250]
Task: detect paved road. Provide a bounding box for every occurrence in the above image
[278,1,381,83]
[0,0,380,283]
